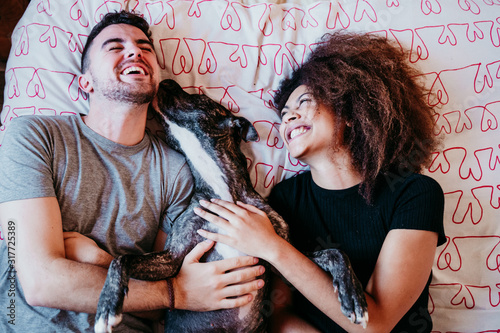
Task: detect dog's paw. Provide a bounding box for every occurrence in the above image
[94,259,128,333]
[309,249,369,327]
[94,313,123,333]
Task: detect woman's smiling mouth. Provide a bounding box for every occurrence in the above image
[288,126,310,141]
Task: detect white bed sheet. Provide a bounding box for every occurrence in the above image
[1,1,499,331]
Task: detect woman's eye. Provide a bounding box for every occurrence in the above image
[299,98,311,106]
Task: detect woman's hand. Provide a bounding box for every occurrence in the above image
[194,199,282,261]
[63,232,113,268]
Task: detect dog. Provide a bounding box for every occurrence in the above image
[94,79,368,333]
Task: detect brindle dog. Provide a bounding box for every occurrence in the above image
[94,79,368,333]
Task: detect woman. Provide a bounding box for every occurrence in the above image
[195,31,446,332]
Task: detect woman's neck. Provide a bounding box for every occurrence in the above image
[307,150,362,190]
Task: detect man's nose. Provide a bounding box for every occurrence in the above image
[127,46,142,58]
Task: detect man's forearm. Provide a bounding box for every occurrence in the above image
[22,256,168,313]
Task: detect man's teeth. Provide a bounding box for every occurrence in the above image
[122,66,146,75]
[290,126,308,139]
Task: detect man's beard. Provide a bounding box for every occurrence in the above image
[91,73,157,105]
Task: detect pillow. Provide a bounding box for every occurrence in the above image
[2,1,499,331]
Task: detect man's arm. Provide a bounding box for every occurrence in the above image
[1,197,264,314]
[0,197,170,313]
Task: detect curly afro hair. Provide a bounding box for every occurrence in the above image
[274,31,440,202]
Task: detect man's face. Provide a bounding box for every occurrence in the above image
[81,24,159,105]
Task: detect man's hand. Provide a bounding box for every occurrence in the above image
[173,239,265,311]
[63,232,113,268]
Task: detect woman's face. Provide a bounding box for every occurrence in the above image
[279,85,341,164]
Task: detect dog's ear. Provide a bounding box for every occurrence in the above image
[224,117,259,142]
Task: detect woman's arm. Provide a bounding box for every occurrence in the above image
[195,199,438,332]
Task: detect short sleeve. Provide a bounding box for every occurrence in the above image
[160,161,194,234]
[389,174,446,246]
[0,117,56,204]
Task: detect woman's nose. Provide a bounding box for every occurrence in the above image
[284,111,299,123]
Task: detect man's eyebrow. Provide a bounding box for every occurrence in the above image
[137,38,154,48]
[101,38,154,49]
[101,38,124,49]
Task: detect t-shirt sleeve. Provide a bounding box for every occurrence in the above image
[390,174,446,246]
[160,161,194,234]
[0,117,56,204]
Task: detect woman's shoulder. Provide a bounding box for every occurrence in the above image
[379,173,446,245]
[375,172,445,216]
[380,172,443,197]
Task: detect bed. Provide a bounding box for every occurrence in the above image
[1,0,499,331]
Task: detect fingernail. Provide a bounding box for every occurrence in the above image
[197,229,206,236]
[194,207,201,214]
[257,280,265,288]
[259,266,266,274]
[199,200,208,206]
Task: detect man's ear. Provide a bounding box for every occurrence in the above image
[78,74,93,93]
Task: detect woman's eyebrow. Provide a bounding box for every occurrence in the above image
[298,92,310,100]
[283,93,309,110]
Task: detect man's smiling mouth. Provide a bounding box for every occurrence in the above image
[122,66,147,75]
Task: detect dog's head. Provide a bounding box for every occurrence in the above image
[154,79,258,143]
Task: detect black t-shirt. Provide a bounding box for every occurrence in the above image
[268,172,446,333]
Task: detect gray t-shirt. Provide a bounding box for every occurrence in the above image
[0,115,194,332]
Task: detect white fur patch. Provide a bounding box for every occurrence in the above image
[168,122,245,259]
[94,313,122,333]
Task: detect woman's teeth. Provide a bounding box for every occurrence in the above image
[290,126,308,139]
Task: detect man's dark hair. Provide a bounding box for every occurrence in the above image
[81,10,152,73]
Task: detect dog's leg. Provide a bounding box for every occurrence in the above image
[308,249,369,327]
[94,250,182,333]
[94,205,204,333]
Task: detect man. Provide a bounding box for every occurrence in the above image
[0,11,264,332]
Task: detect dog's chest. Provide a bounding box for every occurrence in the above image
[168,122,232,201]
[167,121,246,259]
